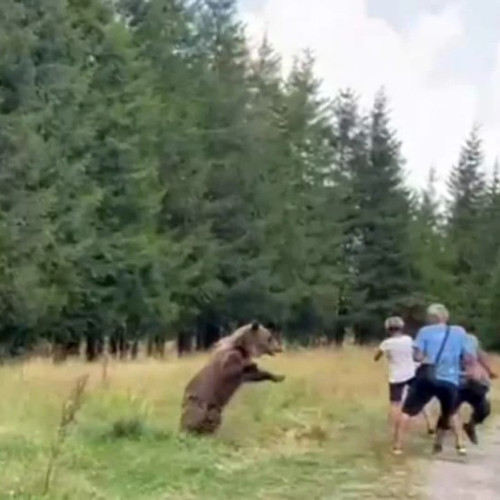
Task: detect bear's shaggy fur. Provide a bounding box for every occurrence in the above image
[180,321,284,435]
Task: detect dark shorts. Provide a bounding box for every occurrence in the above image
[459,380,489,402]
[389,378,414,403]
[442,380,491,428]
[402,378,458,424]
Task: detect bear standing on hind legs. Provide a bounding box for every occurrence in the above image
[180,321,285,435]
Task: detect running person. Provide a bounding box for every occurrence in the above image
[458,329,496,444]
[393,303,473,456]
[375,317,433,439]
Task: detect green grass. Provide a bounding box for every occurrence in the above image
[0,348,440,499]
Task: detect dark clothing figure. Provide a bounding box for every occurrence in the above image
[180,322,283,435]
[434,333,495,445]
[436,379,491,443]
[405,378,459,428]
[460,381,491,426]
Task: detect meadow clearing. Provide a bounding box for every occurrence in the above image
[0,346,493,500]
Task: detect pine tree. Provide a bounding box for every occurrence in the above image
[448,127,486,228]
[281,51,341,334]
[476,161,500,341]
[192,0,262,328]
[1,0,499,355]
[0,0,101,353]
[330,88,369,341]
[479,161,500,267]
[447,126,487,324]
[409,168,454,322]
[350,89,413,341]
[122,0,224,340]
[483,251,500,347]
[242,37,289,324]
[68,0,195,357]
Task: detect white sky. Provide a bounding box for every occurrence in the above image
[240,0,500,192]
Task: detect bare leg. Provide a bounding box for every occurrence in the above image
[395,408,440,453]
[432,427,445,453]
[393,412,411,454]
[421,406,435,435]
[450,413,466,454]
[433,413,465,455]
[390,402,402,438]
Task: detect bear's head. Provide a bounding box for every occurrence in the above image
[244,320,283,357]
[215,320,283,358]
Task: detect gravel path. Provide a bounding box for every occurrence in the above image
[424,420,500,500]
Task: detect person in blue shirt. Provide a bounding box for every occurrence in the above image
[392,303,473,456]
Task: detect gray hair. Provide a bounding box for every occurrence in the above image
[384,316,405,330]
[426,303,449,323]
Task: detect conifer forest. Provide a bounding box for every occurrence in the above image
[1,0,499,358]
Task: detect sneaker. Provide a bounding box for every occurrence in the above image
[456,445,467,456]
[392,448,403,456]
[427,427,436,436]
[463,422,478,445]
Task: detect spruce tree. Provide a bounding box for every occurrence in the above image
[122,0,224,340]
[447,126,487,324]
[278,52,342,338]
[350,90,413,340]
[330,88,369,341]
[409,168,454,324]
[0,0,100,352]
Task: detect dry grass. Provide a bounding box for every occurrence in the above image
[0,346,494,499]
[43,375,89,495]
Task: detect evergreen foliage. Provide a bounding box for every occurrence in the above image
[0,0,498,354]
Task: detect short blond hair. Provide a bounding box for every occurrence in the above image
[384,316,405,330]
[426,303,449,323]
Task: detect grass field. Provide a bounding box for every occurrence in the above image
[0,346,486,500]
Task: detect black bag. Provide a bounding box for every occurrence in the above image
[415,325,450,382]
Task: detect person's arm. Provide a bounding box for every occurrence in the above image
[460,330,475,369]
[413,329,426,362]
[477,347,497,379]
[374,340,386,362]
[413,347,425,363]
[374,342,384,362]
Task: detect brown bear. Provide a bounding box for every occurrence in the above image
[180,321,284,435]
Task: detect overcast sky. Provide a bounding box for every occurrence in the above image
[239,0,500,191]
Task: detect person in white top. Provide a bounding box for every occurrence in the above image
[374,316,433,438]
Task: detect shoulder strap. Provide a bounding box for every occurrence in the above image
[434,324,451,365]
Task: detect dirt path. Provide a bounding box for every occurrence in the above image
[424,420,500,500]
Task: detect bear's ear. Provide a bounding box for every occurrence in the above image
[250,320,260,331]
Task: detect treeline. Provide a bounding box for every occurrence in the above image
[0,0,498,359]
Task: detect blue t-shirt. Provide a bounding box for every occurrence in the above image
[414,324,472,386]
[467,333,479,354]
